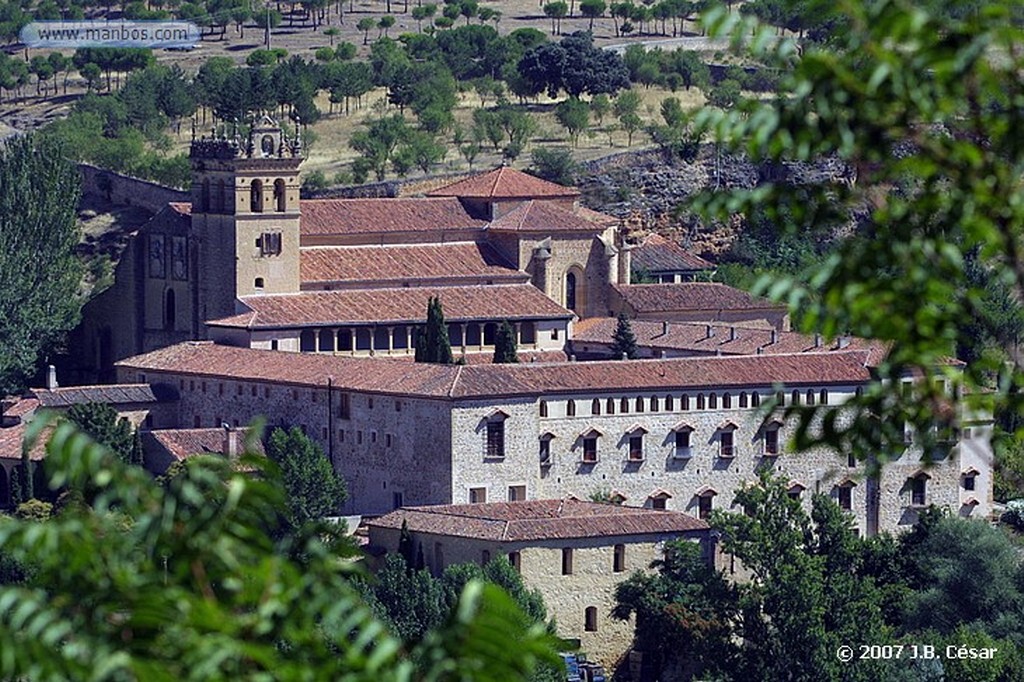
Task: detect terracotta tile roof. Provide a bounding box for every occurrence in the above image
[366,499,706,542]
[3,397,39,420]
[486,200,612,233]
[29,384,161,408]
[208,284,574,329]
[167,202,192,216]
[427,167,579,200]
[299,197,486,236]
[116,342,875,400]
[0,422,47,461]
[149,428,264,461]
[299,242,525,287]
[572,318,886,360]
[632,234,714,274]
[614,283,786,315]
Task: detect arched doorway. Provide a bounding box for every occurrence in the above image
[250,180,264,213]
[564,266,585,314]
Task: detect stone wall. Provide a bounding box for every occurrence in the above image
[79,164,188,213]
[303,169,479,199]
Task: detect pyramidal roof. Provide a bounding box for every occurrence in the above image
[427,167,580,200]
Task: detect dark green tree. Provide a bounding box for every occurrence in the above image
[66,402,135,465]
[529,147,578,186]
[493,320,519,364]
[609,312,638,359]
[0,135,82,395]
[415,296,454,364]
[265,426,348,527]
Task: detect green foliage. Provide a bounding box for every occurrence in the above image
[265,426,347,527]
[518,32,629,99]
[350,113,412,182]
[0,416,559,680]
[493,320,519,364]
[0,134,82,395]
[528,146,578,186]
[609,312,638,359]
[415,296,454,364]
[66,402,136,465]
[554,96,589,147]
[14,500,52,521]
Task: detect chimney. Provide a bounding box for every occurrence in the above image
[770,329,778,345]
[729,326,736,341]
[706,325,715,339]
[569,354,577,362]
[756,346,764,355]
[46,365,58,390]
[658,349,667,358]
[621,352,628,360]
[814,333,822,348]
[223,425,238,459]
[838,335,851,349]
[662,321,669,335]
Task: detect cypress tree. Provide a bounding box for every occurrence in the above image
[415,296,454,364]
[493,320,519,364]
[610,311,638,359]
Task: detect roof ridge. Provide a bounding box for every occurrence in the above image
[449,364,463,398]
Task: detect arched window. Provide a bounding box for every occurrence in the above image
[539,400,548,418]
[566,400,576,417]
[164,288,176,330]
[791,390,801,406]
[752,392,761,407]
[274,178,286,212]
[723,393,732,408]
[806,389,815,406]
[696,394,705,410]
[584,606,598,632]
[739,392,748,408]
[681,394,689,411]
[620,397,629,414]
[591,399,601,416]
[606,398,615,415]
[318,329,334,352]
[650,396,659,411]
[254,277,265,290]
[665,395,674,410]
[820,389,829,405]
[250,179,264,213]
[565,271,577,311]
[635,397,644,412]
[300,329,316,352]
[709,393,718,409]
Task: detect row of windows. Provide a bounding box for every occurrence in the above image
[539,388,832,418]
[175,381,399,421]
[197,178,288,214]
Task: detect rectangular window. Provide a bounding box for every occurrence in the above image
[486,420,505,458]
[260,231,282,256]
[651,496,667,511]
[392,491,404,509]
[613,544,626,573]
[539,438,551,464]
[764,429,779,455]
[561,548,573,575]
[720,431,735,458]
[385,433,393,447]
[508,485,526,502]
[698,496,712,520]
[839,486,852,511]
[628,434,644,461]
[583,437,598,463]
[911,478,926,506]
[674,430,691,458]
[338,393,350,420]
[469,487,487,504]
[964,475,976,492]
[508,551,521,572]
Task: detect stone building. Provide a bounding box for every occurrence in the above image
[366,499,711,668]
[609,282,791,329]
[115,340,993,534]
[631,233,714,283]
[71,118,640,380]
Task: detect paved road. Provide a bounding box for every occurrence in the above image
[602,36,730,53]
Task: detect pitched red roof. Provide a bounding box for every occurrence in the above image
[117,342,875,400]
[632,233,714,273]
[573,318,886,361]
[427,167,579,200]
[614,283,785,315]
[486,200,614,233]
[299,197,486,237]
[149,428,264,461]
[299,242,524,287]
[0,422,47,461]
[208,284,573,328]
[29,384,160,408]
[367,499,706,542]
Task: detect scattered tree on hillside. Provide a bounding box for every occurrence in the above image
[415,296,454,364]
[529,147,578,186]
[554,96,590,147]
[609,312,638,359]
[580,0,606,30]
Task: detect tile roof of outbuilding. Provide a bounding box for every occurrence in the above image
[366,499,707,542]
[427,167,580,199]
[149,428,264,461]
[0,422,46,461]
[29,384,161,407]
[299,242,525,286]
[207,284,574,329]
[299,197,486,236]
[632,233,714,273]
[486,200,616,233]
[614,283,786,314]
[117,342,875,400]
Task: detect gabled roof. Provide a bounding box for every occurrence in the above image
[427,167,579,200]
[299,242,524,287]
[208,284,574,329]
[29,384,163,408]
[149,427,265,461]
[632,233,714,274]
[299,197,486,237]
[694,486,718,497]
[486,200,616,233]
[367,499,706,542]
[614,283,786,315]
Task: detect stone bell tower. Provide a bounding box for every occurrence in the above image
[189,115,303,326]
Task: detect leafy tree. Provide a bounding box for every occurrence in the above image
[543,1,568,34]
[529,146,578,186]
[266,426,347,527]
[0,416,560,679]
[0,134,82,395]
[66,402,138,466]
[350,113,412,181]
[357,16,376,44]
[415,296,454,364]
[369,553,448,641]
[580,0,606,30]
[660,96,685,127]
[554,96,589,146]
[398,130,447,175]
[609,312,638,359]
[589,92,611,125]
[706,77,741,109]
[493,320,519,364]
